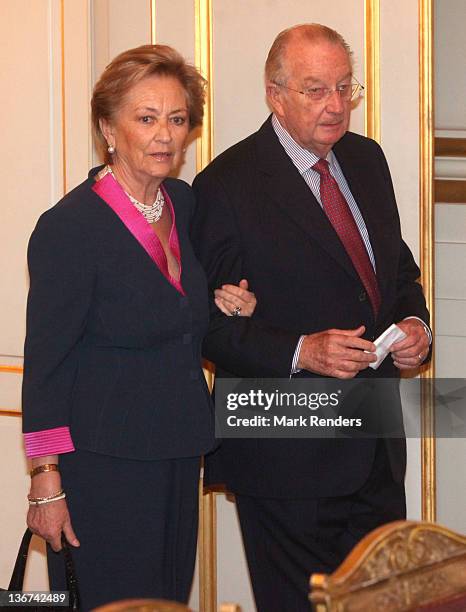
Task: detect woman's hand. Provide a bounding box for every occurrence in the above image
[27,498,79,552]
[214,278,257,317]
[27,459,79,552]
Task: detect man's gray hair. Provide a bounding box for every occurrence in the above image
[265,23,353,85]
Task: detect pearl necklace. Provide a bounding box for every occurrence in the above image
[105,166,165,224]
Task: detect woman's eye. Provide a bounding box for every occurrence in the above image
[171,116,187,126]
[140,116,153,124]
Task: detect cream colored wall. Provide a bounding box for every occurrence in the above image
[433,0,466,534]
[1,0,439,609]
[210,4,424,609]
[212,0,365,154]
[0,0,62,587]
[434,0,466,134]
[155,0,197,184]
[0,0,154,595]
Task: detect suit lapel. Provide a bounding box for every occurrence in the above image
[255,118,359,282]
[92,172,185,295]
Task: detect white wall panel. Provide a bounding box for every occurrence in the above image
[434,0,466,131]
[435,157,466,180]
[435,336,466,378]
[155,0,197,184]
[437,439,466,534]
[0,372,22,412]
[434,0,466,529]
[0,0,60,357]
[0,0,92,594]
[436,299,466,337]
[107,0,150,59]
[63,0,93,191]
[435,243,466,299]
[380,0,420,257]
[405,437,421,521]
[435,204,466,242]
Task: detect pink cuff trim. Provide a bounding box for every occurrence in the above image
[24,426,75,458]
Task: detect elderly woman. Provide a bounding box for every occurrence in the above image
[22,45,255,611]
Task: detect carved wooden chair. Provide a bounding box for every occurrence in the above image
[309,520,466,611]
[92,599,241,612]
[92,599,191,612]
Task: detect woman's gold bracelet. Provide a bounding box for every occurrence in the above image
[28,488,65,506]
[30,464,59,478]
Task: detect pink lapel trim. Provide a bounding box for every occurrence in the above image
[92,173,185,295]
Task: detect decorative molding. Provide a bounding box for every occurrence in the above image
[435,129,466,139]
[435,137,466,157]
[435,179,466,204]
[0,365,23,374]
[419,0,436,523]
[150,0,156,44]
[364,0,380,142]
[194,4,216,610]
[0,410,21,417]
[60,0,67,194]
[435,157,466,180]
[198,481,217,612]
[194,0,214,173]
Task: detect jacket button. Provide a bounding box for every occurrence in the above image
[359,291,367,302]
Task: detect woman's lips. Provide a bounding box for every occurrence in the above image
[150,152,173,161]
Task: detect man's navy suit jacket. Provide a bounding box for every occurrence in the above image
[191,117,430,498]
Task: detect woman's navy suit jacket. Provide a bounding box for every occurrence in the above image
[22,171,215,460]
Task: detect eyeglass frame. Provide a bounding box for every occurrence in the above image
[272,78,364,102]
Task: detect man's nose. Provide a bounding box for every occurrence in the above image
[325,89,345,113]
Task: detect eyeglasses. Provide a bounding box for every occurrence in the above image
[273,79,364,103]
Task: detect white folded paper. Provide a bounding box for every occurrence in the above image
[368,323,407,370]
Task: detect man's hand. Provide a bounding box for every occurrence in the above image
[297,325,376,379]
[391,319,430,370]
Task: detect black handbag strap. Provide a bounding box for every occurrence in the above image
[8,528,80,610]
[8,528,32,591]
[61,537,80,611]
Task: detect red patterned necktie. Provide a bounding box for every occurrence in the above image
[313,158,381,316]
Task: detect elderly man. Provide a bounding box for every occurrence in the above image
[192,24,431,611]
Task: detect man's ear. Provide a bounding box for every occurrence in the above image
[99,118,115,147]
[266,82,285,117]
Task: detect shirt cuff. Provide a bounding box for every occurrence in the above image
[24,426,75,458]
[291,335,306,376]
[403,316,432,344]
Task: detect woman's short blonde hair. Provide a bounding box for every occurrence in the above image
[91,44,206,163]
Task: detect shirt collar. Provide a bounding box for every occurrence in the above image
[271,114,334,174]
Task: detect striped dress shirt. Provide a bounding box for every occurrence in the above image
[271,115,377,373]
[272,114,376,268]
